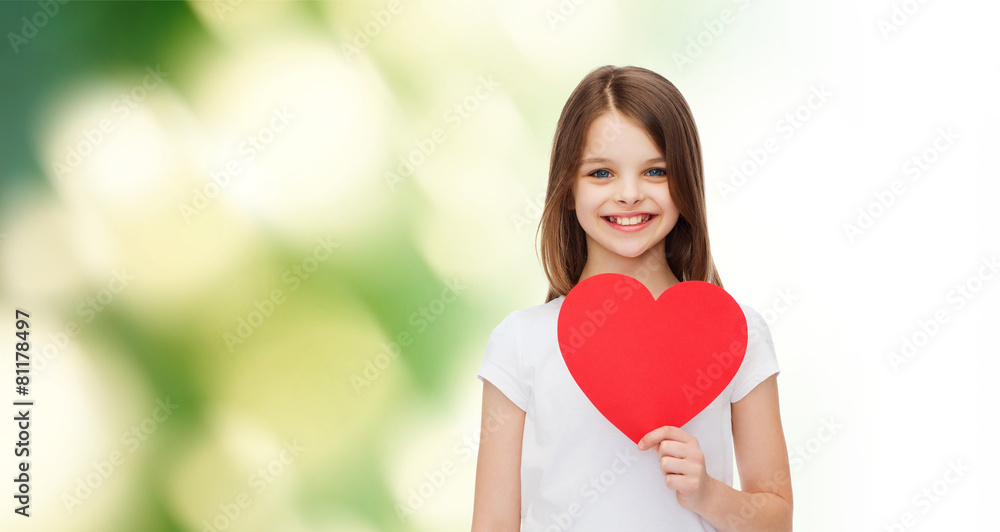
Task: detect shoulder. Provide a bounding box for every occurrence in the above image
[729,300,780,401]
[504,295,565,327]
[493,296,565,336]
[737,302,767,329]
[735,302,775,347]
[730,298,768,332]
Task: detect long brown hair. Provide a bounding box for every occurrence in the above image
[537,65,723,303]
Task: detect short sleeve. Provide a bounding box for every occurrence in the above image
[730,305,781,402]
[477,313,530,412]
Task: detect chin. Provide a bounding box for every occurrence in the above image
[612,247,649,259]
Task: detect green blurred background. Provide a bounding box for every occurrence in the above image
[1,1,702,530]
[6,0,997,530]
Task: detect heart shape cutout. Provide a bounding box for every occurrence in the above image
[557,273,748,444]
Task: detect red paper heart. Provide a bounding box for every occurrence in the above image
[557,273,748,444]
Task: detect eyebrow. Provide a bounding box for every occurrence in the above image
[580,156,666,164]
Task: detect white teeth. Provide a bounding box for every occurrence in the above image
[608,215,651,226]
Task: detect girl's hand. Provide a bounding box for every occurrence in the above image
[637,425,716,513]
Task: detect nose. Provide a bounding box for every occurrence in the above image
[614,174,644,206]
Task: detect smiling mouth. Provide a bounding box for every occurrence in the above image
[602,214,655,226]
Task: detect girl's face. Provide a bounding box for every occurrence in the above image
[570,110,681,267]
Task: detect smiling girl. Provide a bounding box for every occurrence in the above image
[471,65,792,531]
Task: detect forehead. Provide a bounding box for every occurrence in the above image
[581,111,660,156]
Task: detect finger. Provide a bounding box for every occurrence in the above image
[665,472,688,491]
[638,425,674,449]
[638,425,691,450]
[658,455,689,476]
[655,439,689,459]
[662,455,701,477]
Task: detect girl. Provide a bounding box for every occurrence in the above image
[471,65,792,531]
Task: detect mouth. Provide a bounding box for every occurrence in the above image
[602,214,656,231]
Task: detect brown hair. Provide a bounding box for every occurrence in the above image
[537,65,723,303]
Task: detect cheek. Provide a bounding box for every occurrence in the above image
[572,186,596,212]
[653,189,677,214]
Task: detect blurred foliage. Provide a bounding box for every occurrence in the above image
[0,0,674,530]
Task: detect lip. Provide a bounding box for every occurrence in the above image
[604,212,654,218]
[602,213,657,232]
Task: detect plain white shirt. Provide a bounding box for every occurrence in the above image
[477,294,780,531]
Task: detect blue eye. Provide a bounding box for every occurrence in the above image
[590,169,612,178]
[646,168,667,177]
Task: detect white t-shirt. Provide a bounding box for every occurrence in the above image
[477,294,780,531]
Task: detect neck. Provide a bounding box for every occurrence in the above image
[577,250,680,299]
